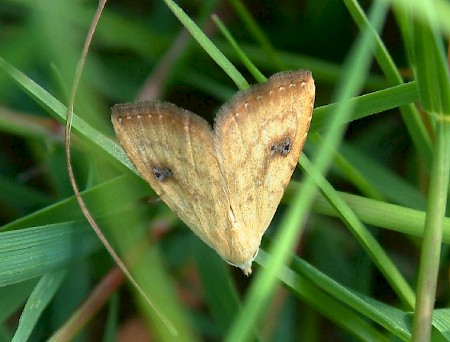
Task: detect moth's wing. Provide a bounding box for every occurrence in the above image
[112,102,231,255]
[215,70,315,252]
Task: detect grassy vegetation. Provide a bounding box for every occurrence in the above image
[1,0,450,341]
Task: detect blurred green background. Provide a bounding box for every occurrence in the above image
[1,0,449,341]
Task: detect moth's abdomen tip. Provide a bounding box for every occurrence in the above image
[242,265,252,276]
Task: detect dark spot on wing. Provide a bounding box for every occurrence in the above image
[152,166,173,181]
[270,138,292,156]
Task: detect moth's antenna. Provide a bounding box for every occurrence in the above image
[63,0,177,336]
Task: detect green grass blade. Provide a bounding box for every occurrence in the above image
[0,223,98,287]
[408,1,450,340]
[257,251,391,341]
[398,0,450,44]
[304,188,450,243]
[212,14,266,83]
[413,122,450,341]
[344,0,433,166]
[2,175,148,231]
[11,270,66,342]
[162,0,249,90]
[433,309,450,340]
[311,82,419,132]
[289,256,413,340]
[300,155,415,309]
[0,56,136,175]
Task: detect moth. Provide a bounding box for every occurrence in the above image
[111,70,315,275]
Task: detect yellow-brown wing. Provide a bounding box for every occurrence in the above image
[112,101,232,256]
[214,70,315,257]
